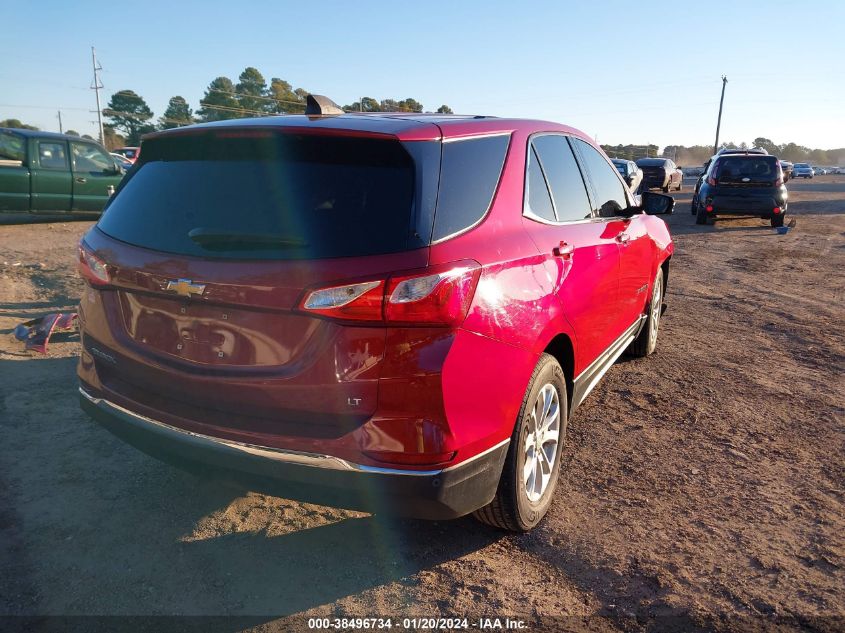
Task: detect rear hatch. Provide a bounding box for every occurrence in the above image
[636,160,666,183]
[85,128,437,439]
[710,155,782,210]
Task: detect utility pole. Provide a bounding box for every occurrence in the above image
[90,47,105,146]
[360,98,364,113]
[713,75,728,155]
[57,110,63,134]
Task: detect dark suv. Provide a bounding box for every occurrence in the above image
[77,97,674,531]
[694,153,787,227]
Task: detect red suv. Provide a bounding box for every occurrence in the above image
[78,98,674,531]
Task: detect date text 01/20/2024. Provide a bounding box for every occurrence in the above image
[307,617,527,630]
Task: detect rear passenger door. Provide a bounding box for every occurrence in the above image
[571,138,652,332]
[31,139,72,212]
[520,134,622,373]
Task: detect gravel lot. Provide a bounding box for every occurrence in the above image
[1,177,843,631]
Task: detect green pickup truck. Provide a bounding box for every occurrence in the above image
[1,128,125,216]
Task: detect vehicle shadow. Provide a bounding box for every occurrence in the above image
[0,356,503,619]
[666,214,777,237]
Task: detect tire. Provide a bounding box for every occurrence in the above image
[662,183,670,193]
[690,197,698,215]
[473,354,567,532]
[676,179,683,192]
[696,204,709,225]
[771,214,785,228]
[628,268,664,357]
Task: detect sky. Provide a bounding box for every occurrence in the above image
[3,0,844,151]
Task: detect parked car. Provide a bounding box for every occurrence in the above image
[833,166,845,175]
[0,128,124,215]
[635,158,682,192]
[113,146,140,163]
[811,166,827,175]
[77,98,675,532]
[110,153,134,170]
[611,158,643,193]
[691,148,770,214]
[792,163,814,179]
[694,152,787,227]
[780,160,794,181]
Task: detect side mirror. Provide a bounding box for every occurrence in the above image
[641,191,674,215]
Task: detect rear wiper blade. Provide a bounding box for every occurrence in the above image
[188,228,308,249]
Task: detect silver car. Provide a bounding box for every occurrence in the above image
[793,163,814,179]
[611,159,643,193]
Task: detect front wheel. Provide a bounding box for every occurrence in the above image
[628,268,664,357]
[474,354,567,532]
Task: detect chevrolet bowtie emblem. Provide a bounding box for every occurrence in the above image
[165,278,206,298]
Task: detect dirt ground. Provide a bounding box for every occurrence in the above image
[1,177,843,632]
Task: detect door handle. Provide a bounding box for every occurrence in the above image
[616,233,631,244]
[552,241,574,258]
[75,177,87,184]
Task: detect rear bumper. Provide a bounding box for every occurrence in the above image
[79,387,508,520]
[642,177,668,189]
[706,192,787,216]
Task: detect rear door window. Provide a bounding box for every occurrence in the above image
[431,134,509,241]
[532,135,592,222]
[37,141,69,170]
[97,133,417,260]
[572,138,629,218]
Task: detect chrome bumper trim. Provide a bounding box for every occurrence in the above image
[79,387,508,477]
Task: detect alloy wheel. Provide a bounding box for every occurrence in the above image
[523,384,561,502]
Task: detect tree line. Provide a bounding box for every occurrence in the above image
[97,66,452,148]
[603,140,845,166]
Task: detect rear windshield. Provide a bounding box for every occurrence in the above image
[97,133,416,260]
[0,131,25,162]
[713,156,780,183]
[636,158,666,167]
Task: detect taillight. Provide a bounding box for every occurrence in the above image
[385,264,481,326]
[773,207,782,214]
[298,261,481,326]
[77,240,110,286]
[301,280,385,321]
[707,176,717,186]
